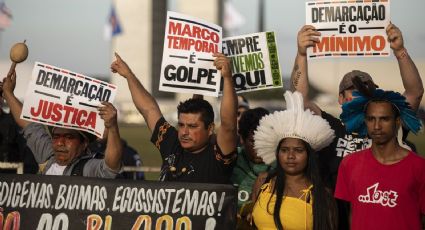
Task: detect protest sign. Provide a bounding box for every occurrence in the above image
[159,11,222,97]
[0,174,237,230]
[221,32,282,94]
[306,0,390,59]
[21,62,117,138]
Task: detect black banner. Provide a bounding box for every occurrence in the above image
[0,174,237,229]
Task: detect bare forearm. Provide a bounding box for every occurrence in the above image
[220,77,237,126]
[290,53,322,115]
[125,73,162,131]
[396,49,424,111]
[291,53,309,98]
[218,76,237,154]
[104,125,123,171]
[3,92,30,128]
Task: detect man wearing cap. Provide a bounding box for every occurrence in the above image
[338,70,377,101]
[1,72,123,177]
[290,23,423,228]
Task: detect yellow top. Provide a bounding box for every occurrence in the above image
[252,182,313,230]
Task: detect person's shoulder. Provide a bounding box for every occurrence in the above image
[155,116,172,129]
[407,151,425,165]
[210,134,228,153]
[408,150,425,158]
[22,122,49,136]
[341,148,369,164]
[151,116,177,143]
[259,179,274,193]
[405,152,425,180]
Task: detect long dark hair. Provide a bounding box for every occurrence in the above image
[266,139,337,230]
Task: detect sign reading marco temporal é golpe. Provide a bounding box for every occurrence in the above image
[159,11,223,97]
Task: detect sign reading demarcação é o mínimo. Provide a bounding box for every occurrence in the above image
[159,11,223,97]
[306,0,390,59]
[0,174,237,229]
[21,62,117,138]
[221,32,282,94]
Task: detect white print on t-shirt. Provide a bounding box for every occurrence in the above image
[358,182,398,207]
[335,134,371,157]
[46,163,67,175]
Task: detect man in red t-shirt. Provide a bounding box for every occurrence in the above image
[335,93,425,230]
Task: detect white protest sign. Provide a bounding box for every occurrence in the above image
[159,11,222,97]
[221,31,282,94]
[21,62,117,138]
[306,0,390,59]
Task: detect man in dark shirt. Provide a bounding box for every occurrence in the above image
[111,52,238,183]
[0,82,38,174]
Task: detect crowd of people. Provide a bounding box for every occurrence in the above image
[1,22,424,230]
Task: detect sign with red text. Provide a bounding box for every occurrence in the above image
[21,62,117,138]
[221,32,282,94]
[306,0,390,59]
[159,11,222,97]
[0,174,237,230]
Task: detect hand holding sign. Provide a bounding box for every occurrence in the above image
[98,101,118,129]
[297,25,321,57]
[21,62,117,137]
[213,53,231,79]
[2,71,16,97]
[111,52,133,78]
[8,40,28,78]
[386,23,405,54]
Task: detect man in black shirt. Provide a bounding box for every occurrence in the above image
[111,52,237,183]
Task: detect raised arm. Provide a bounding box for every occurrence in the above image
[290,25,322,115]
[98,101,122,171]
[111,53,162,132]
[215,53,237,155]
[1,72,31,128]
[387,23,424,111]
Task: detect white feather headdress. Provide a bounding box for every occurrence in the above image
[254,91,335,165]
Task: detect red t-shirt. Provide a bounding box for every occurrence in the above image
[335,148,425,230]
